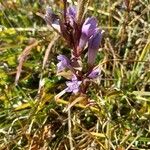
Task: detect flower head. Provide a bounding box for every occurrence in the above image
[57,54,71,72]
[44,7,60,32]
[88,68,101,79]
[66,6,77,27]
[67,6,76,19]
[82,17,97,37]
[66,75,81,94]
[78,17,97,50]
[88,29,102,66]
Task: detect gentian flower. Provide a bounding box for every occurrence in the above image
[67,6,76,19]
[78,17,97,50]
[88,68,101,79]
[65,75,82,94]
[44,7,60,32]
[88,29,102,66]
[66,6,77,26]
[57,54,71,72]
[44,2,104,97]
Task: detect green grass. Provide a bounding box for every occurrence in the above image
[0,0,150,149]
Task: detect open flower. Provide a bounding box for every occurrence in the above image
[65,75,82,94]
[78,17,97,50]
[88,68,101,79]
[57,54,71,72]
[88,29,102,66]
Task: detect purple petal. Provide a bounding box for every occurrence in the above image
[82,17,97,37]
[82,24,91,36]
[57,54,69,61]
[57,55,70,72]
[44,7,60,31]
[57,62,64,72]
[84,17,97,27]
[71,74,78,81]
[78,34,89,51]
[78,17,97,50]
[65,75,81,94]
[66,6,77,27]
[88,29,102,66]
[88,68,101,78]
[67,6,76,18]
[72,88,79,94]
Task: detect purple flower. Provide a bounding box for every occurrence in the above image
[66,6,77,27]
[67,6,76,18]
[78,17,97,50]
[44,7,60,31]
[88,68,101,79]
[66,75,82,94]
[57,54,71,72]
[82,17,97,36]
[88,29,102,66]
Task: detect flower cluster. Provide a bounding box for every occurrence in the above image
[45,3,103,95]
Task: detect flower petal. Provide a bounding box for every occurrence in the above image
[65,75,81,94]
[73,88,79,94]
[67,6,77,18]
[44,7,60,31]
[82,17,97,37]
[57,54,68,61]
[88,68,101,78]
[88,29,102,66]
[78,17,97,50]
[57,62,64,72]
[57,55,70,72]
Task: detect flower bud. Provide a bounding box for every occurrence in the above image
[88,29,102,66]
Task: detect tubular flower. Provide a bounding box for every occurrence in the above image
[78,17,97,50]
[65,75,81,94]
[66,6,77,26]
[87,29,102,66]
[57,54,71,72]
[67,6,76,19]
[88,68,101,79]
[44,7,60,32]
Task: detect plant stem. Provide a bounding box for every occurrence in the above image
[76,0,88,24]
